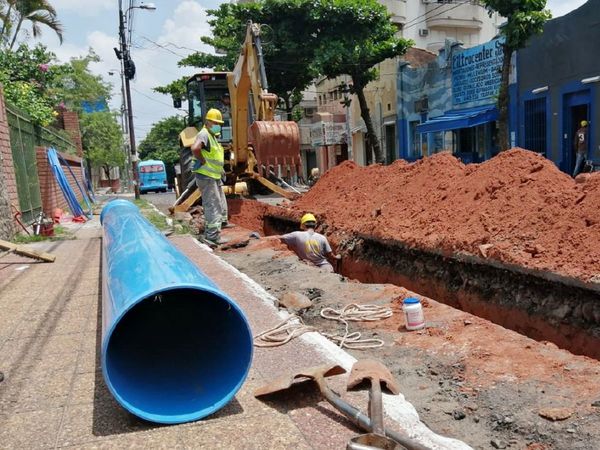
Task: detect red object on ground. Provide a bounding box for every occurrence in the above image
[289,148,600,282]
[72,215,86,223]
[40,222,54,237]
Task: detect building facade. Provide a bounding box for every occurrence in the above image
[329,0,503,169]
[516,0,600,174]
[398,38,515,163]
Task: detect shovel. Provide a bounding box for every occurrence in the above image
[255,364,430,450]
[347,359,404,449]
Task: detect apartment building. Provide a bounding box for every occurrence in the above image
[311,0,503,171]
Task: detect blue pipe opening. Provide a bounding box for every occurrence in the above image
[104,287,252,423]
[100,200,253,424]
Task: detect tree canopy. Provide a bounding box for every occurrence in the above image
[155,0,319,118]
[482,0,551,150]
[0,0,64,49]
[80,111,125,179]
[309,0,412,162]
[138,116,185,185]
[156,0,411,162]
[0,44,112,125]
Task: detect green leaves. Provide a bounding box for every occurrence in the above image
[481,0,551,50]
[80,111,125,170]
[138,116,184,167]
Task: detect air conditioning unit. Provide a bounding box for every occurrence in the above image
[419,29,429,37]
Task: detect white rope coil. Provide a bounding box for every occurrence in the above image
[253,315,317,348]
[253,303,393,350]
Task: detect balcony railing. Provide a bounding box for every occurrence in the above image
[425,1,484,30]
[380,0,407,26]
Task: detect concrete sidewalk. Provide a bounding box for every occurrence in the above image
[0,219,465,449]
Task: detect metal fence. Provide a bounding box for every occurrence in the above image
[6,104,76,223]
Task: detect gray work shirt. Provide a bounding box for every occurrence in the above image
[281,230,332,267]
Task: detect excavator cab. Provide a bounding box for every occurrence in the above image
[186,73,232,144]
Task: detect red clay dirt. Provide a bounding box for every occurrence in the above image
[289,148,600,283]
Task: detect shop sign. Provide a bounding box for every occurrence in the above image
[311,122,347,146]
[452,38,504,105]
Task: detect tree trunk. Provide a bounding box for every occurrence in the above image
[0,3,14,42]
[8,16,23,50]
[497,44,513,151]
[284,96,292,121]
[103,165,111,180]
[354,83,383,164]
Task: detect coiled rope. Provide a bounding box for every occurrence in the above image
[254,303,392,350]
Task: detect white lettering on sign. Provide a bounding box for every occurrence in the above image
[452,38,504,105]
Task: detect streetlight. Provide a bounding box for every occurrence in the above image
[116,0,156,199]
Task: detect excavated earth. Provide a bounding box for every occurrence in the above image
[216,148,600,449]
[218,232,600,450]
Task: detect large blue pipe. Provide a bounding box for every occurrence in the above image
[100,200,253,424]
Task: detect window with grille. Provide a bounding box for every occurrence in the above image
[523,97,547,155]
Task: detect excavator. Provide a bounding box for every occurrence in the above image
[173,21,301,212]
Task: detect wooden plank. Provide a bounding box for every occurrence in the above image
[173,189,201,213]
[0,239,56,263]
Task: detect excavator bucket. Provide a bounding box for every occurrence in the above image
[250,121,301,178]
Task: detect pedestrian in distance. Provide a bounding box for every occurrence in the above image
[278,213,341,272]
[572,120,589,178]
[191,108,229,246]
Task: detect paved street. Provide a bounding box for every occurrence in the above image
[142,191,176,215]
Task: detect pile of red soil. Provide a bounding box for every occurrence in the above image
[291,149,600,281]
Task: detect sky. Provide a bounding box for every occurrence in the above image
[23,0,590,144]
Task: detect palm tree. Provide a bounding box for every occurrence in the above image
[0,0,16,43]
[8,0,63,49]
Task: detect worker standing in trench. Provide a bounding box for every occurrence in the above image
[191,108,229,246]
[273,213,341,272]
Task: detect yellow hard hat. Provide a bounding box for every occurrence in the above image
[581,120,588,127]
[300,213,316,227]
[205,108,224,124]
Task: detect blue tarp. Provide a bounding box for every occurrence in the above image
[417,104,499,134]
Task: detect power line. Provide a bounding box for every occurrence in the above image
[139,35,202,54]
[402,0,472,28]
[137,36,188,58]
[131,86,175,108]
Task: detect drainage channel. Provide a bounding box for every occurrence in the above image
[263,215,600,360]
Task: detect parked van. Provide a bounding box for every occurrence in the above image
[139,160,168,194]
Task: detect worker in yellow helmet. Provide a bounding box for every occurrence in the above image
[278,213,341,272]
[191,108,229,246]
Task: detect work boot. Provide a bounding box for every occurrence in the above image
[203,236,230,247]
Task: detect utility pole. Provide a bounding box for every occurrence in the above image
[108,68,130,191]
[116,0,156,200]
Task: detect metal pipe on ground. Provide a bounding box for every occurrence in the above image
[100,200,253,424]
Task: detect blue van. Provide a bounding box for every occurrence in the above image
[139,160,168,194]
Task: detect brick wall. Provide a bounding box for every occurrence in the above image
[62,111,83,157]
[36,147,86,217]
[0,88,18,210]
[0,87,16,238]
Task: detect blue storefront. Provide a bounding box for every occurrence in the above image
[397,38,517,163]
[517,0,600,174]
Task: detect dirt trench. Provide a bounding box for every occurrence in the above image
[218,225,600,450]
[260,213,600,361]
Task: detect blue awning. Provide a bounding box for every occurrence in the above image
[417,105,498,134]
